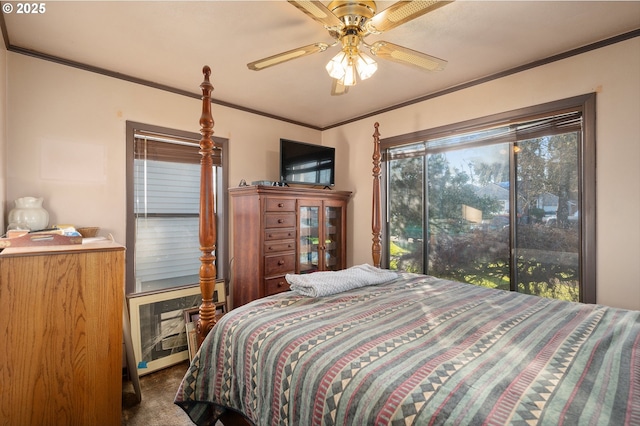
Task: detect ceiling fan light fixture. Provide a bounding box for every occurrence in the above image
[355,51,377,80]
[326,51,348,79]
[326,49,377,86]
[342,60,358,86]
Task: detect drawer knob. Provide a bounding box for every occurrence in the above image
[278,260,285,265]
[278,219,284,223]
[278,203,284,207]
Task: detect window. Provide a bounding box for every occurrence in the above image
[125,121,228,295]
[383,94,595,303]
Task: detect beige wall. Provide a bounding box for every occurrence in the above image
[5,53,320,245]
[325,37,640,311]
[5,38,639,310]
[0,45,6,233]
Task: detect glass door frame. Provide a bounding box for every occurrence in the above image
[322,199,346,272]
[380,94,596,303]
[297,199,323,273]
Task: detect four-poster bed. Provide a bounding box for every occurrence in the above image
[177,67,640,425]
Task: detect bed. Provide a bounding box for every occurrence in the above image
[175,67,640,425]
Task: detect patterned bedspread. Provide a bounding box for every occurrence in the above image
[175,273,640,425]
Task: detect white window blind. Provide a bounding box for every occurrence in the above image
[133,135,217,293]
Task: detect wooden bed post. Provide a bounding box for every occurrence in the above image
[372,122,382,268]
[196,66,218,347]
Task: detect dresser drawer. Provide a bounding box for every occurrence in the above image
[265,198,295,212]
[264,253,295,276]
[265,228,295,241]
[265,275,290,296]
[265,213,296,228]
[265,240,295,253]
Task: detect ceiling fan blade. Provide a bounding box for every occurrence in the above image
[369,41,447,71]
[331,79,349,96]
[366,0,454,34]
[247,42,330,71]
[288,0,344,30]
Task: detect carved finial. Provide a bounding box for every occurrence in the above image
[200,65,214,133]
[201,66,213,97]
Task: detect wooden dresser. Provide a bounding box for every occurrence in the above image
[0,241,125,426]
[230,185,351,308]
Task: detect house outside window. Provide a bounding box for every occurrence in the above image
[125,121,228,295]
[382,94,595,303]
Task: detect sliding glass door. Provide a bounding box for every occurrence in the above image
[384,98,592,303]
[514,132,580,300]
[425,144,511,292]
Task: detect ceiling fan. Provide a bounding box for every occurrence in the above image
[247,0,453,96]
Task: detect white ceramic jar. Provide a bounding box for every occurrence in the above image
[8,197,50,231]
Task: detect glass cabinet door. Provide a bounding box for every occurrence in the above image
[298,203,320,273]
[323,203,343,271]
[298,199,346,273]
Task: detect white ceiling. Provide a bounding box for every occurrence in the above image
[3,1,639,129]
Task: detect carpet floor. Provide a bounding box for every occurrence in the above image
[122,360,195,426]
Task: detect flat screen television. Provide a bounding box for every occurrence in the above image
[280,139,335,187]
